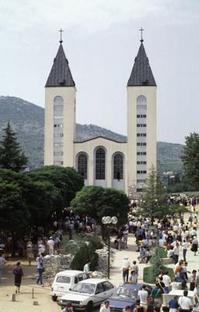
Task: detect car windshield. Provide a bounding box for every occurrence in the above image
[72,283,95,294]
[115,287,138,299]
[56,276,71,283]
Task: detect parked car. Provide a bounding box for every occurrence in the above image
[109,283,152,312]
[51,270,89,301]
[58,278,115,311]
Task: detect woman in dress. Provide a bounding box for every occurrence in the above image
[13,261,24,294]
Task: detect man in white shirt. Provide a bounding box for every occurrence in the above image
[178,290,193,312]
[182,240,189,262]
[47,237,54,255]
[138,285,148,311]
[121,257,130,283]
[100,301,110,312]
[162,271,171,293]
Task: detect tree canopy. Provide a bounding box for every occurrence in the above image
[0,169,30,234]
[0,166,84,232]
[182,132,199,190]
[26,166,84,226]
[0,122,27,171]
[71,186,129,226]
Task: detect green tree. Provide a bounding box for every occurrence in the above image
[182,132,199,190]
[139,166,169,219]
[0,169,30,233]
[26,166,84,222]
[25,180,59,228]
[0,122,27,171]
[71,186,129,226]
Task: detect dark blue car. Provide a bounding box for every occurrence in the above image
[109,283,152,312]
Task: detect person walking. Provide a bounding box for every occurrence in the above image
[131,260,139,283]
[13,261,24,294]
[0,253,6,283]
[47,237,54,255]
[121,257,130,283]
[182,240,189,262]
[162,271,171,293]
[26,240,33,266]
[190,270,197,291]
[178,290,193,312]
[168,296,179,312]
[138,285,149,312]
[191,236,198,256]
[173,242,180,264]
[36,254,44,286]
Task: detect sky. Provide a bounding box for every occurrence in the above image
[0,0,199,144]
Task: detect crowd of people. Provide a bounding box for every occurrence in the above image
[115,201,199,312]
[0,195,199,312]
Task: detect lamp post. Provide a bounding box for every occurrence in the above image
[101,216,118,279]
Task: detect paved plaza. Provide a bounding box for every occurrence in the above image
[0,213,199,312]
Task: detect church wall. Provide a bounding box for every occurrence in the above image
[74,138,127,192]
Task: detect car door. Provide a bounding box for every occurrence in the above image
[94,282,106,306]
[102,281,115,298]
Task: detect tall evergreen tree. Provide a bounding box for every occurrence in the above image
[182,132,199,190]
[139,166,169,219]
[0,122,27,171]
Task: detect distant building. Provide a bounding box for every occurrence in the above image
[44,33,157,194]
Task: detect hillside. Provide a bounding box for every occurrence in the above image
[0,96,183,172]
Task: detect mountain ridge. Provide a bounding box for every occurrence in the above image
[0,96,183,172]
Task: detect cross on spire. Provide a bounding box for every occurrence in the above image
[58,28,64,43]
[139,27,144,43]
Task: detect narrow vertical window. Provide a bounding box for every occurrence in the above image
[54,96,64,116]
[95,148,105,179]
[77,153,88,179]
[114,153,123,180]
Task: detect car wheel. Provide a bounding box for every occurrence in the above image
[52,295,57,302]
[86,301,93,312]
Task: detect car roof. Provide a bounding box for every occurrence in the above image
[78,278,110,284]
[118,283,146,290]
[55,270,84,277]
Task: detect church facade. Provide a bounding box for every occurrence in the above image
[44,36,157,195]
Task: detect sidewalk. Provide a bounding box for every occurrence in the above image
[0,261,60,312]
[110,234,147,285]
[110,215,199,285]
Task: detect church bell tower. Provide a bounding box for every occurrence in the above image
[44,31,76,167]
[127,29,157,193]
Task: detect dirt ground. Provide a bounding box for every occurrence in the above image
[0,260,60,312]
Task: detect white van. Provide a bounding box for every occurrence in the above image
[51,270,90,301]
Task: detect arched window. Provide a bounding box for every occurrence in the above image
[137,95,147,110]
[77,153,88,179]
[54,96,64,116]
[95,148,105,180]
[113,153,123,180]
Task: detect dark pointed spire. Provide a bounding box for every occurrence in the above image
[127,40,156,87]
[45,42,75,88]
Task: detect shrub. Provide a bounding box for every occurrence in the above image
[70,236,102,271]
[143,246,174,283]
[70,244,90,270]
[143,266,174,284]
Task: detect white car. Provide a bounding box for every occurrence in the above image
[59,278,115,311]
[162,289,199,311]
[51,270,89,301]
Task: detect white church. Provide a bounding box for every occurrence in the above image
[44,33,157,195]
